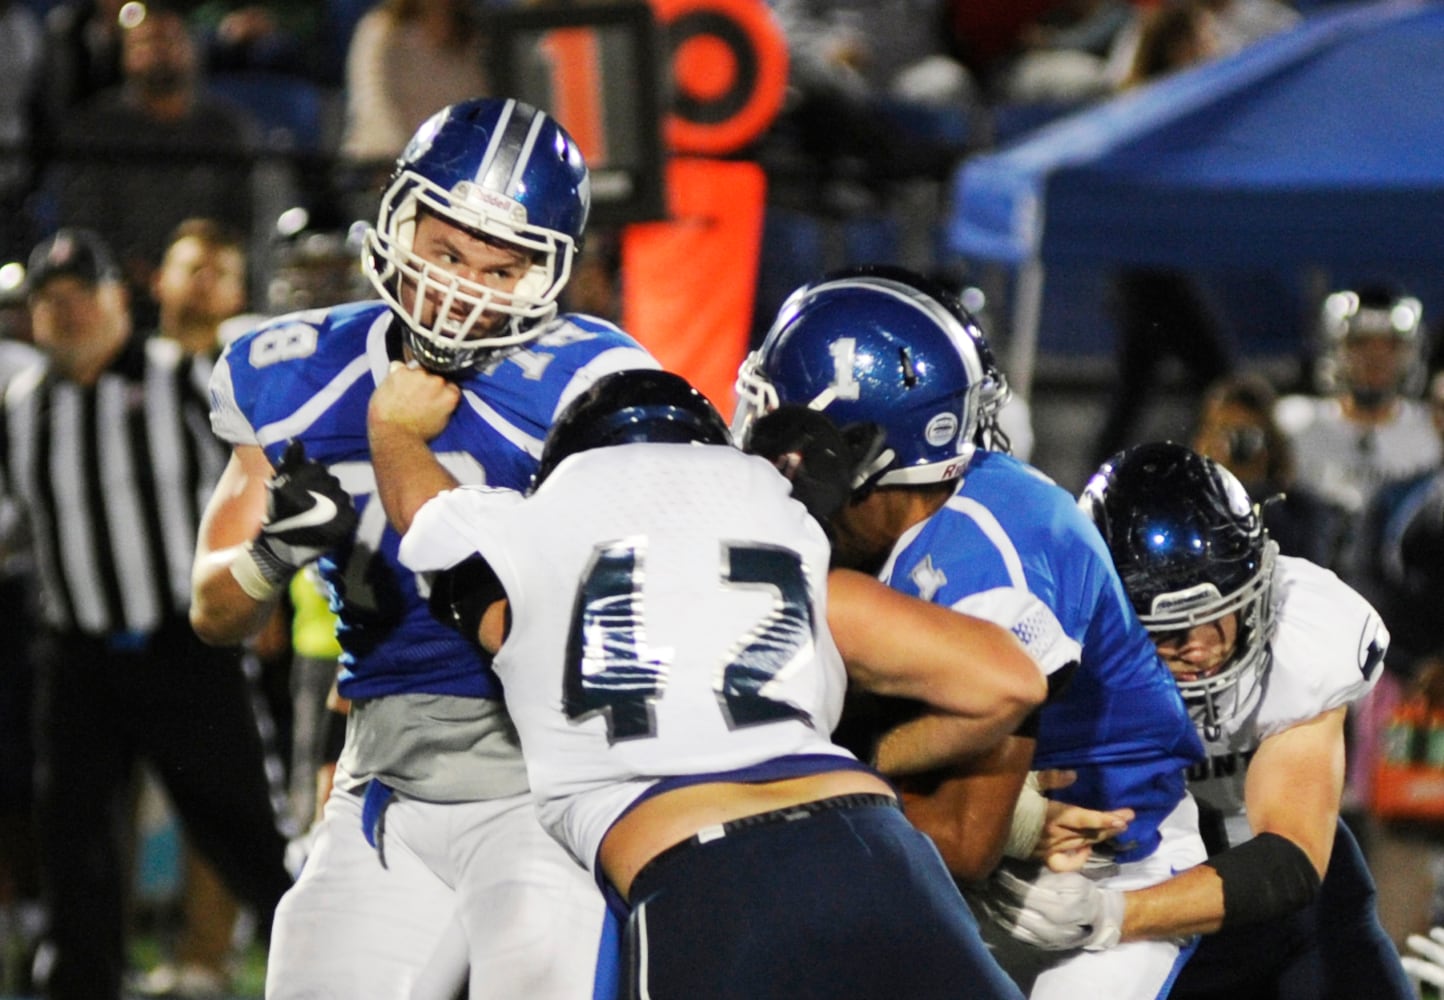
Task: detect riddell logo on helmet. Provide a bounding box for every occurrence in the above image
[451,182,528,225]
[924,412,959,447]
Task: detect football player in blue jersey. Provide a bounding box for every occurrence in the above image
[732,266,1206,1000]
[379,368,1041,1000]
[977,442,1412,1000]
[190,97,659,999]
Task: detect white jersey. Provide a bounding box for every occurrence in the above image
[401,443,853,871]
[1275,394,1439,516]
[1186,555,1389,848]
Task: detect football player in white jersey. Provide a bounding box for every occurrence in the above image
[1275,287,1440,580]
[378,368,1042,999]
[979,442,1413,999]
[190,99,658,998]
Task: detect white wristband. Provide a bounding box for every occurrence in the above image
[1003,772,1048,860]
[230,546,282,602]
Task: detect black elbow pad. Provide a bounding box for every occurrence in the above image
[428,555,506,648]
[1203,832,1321,928]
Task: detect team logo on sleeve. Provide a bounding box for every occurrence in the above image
[1358,615,1388,680]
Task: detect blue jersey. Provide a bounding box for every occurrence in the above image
[210,301,658,702]
[881,451,1204,862]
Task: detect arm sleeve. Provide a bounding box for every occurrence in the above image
[208,351,261,446]
[398,485,525,574]
[953,586,1082,679]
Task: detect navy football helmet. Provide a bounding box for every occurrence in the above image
[364,98,590,372]
[534,370,731,488]
[1080,441,1278,738]
[734,268,994,489]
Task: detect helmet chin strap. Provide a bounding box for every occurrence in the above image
[1200,704,1222,743]
[401,324,478,374]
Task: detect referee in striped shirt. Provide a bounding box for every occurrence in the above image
[0,229,292,1000]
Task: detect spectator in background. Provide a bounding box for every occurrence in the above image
[1201,0,1300,56]
[754,0,977,345]
[992,0,1137,104]
[43,0,127,114]
[46,3,260,330]
[1117,0,1220,96]
[1275,286,1440,583]
[2,228,292,1000]
[768,0,976,193]
[945,0,1056,92]
[338,0,488,213]
[1090,0,1236,468]
[149,217,248,359]
[186,2,327,80]
[133,216,277,1000]
[1106,0,1300,84]
[1191,371,1337,566]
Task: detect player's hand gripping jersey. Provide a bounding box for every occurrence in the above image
[209,301,657,707]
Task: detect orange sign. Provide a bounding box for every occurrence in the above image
[650,0,788,156]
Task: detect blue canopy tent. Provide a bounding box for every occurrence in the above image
[946,0,1444,396]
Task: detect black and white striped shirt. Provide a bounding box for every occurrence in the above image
[0,335,227,637]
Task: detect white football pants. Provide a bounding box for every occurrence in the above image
[265,775,607,999]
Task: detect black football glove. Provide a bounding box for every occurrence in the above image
[745,405,891,524]
[248,440,358,584]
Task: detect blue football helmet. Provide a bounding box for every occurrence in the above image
[1080,441,1278,738]
[364,98,590,372]
[534,370,731,489]
[734,269,994,488]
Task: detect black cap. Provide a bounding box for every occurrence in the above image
[27,229,121,293]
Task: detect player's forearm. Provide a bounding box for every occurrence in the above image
[875,713,998,776]
[1119,864,1226,941]
[190,547,283,645]
[895,737,1032,883]
[368,421,458,535]
[828,570,1044,726]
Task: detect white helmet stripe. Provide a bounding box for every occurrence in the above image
[475,98,517,189]
[475,99,548,198]
[507,114,547,198]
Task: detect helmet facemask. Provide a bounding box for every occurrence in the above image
[730,351,780,447]
[365,169,576,374]
[1142,538,1278,741]
[1314,289,1425,403]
